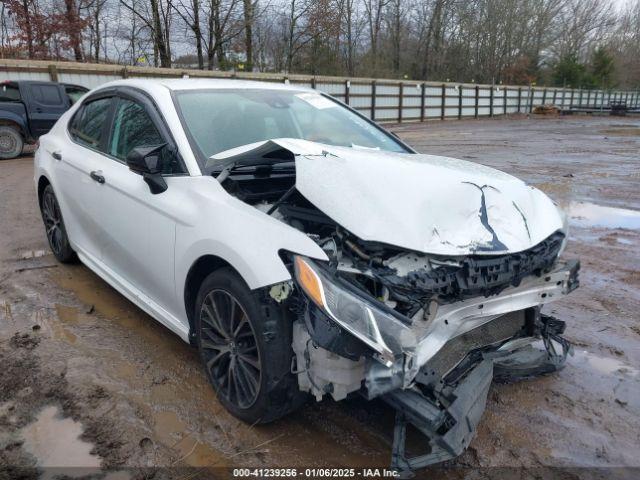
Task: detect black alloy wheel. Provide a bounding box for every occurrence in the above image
[40,185,76,263]
[199,289,262,409]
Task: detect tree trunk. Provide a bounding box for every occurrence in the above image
[93,4,101,62]
[63,0,84,61]
[21,0,34,58]
[242,0,254,71]
[191,0,203,68]
[150,0,171,67]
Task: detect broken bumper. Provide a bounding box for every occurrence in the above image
[292,259,578,474]
[365,259,579,398]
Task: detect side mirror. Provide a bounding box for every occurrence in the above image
[126,144,168,194]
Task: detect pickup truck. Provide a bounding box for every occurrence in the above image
[0,80,88,159]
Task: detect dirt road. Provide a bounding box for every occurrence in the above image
[1,115,639,479]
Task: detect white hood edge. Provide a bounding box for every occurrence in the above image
[212,138,565,256]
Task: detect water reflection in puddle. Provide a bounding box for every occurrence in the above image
[570,350,639,377]
[20,405,101,474]
[569,202,640,229]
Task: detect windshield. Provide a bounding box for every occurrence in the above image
[174,88,408,165]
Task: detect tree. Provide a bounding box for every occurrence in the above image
[591,46,614,88]
[242,0,254,70]
[552,53,586,87]
[120,0,173,67]
[173,0,204,68]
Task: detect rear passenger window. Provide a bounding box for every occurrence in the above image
[69,97,111,149]
[0,83,20,102]
[31,85,64,105]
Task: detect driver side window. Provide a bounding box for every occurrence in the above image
[109,98,164,161]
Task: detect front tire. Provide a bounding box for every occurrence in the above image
[195,268,305,424]
[40,185,76,263]
[0,126,24,159]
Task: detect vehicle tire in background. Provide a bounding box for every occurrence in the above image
[195,267,306,424]
[0,126,24,159]
[40,185,77,263]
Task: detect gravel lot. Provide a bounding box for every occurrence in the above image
[0,115,638,479]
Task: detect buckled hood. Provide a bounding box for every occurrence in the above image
[211,138,565,256]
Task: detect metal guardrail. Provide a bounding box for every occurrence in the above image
[1,59,638,123]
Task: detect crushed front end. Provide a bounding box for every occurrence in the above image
[211,139,580,475]
[285,232,579,475]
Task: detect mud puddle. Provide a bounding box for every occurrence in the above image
[568,202,640,229]
[569,350,638,377]
[20,405,101,474]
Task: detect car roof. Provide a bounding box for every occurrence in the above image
[105,77,314,93]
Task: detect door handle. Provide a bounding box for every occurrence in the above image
[89,171,105,184]
[52,151,62,161]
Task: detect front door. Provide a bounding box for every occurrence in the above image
[93,94,182,319]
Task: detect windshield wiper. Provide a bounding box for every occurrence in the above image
[216,161,236,183]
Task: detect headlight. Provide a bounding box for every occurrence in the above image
[294,256,415,366]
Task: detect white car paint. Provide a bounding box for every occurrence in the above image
[212,138,564,255]
[34,79,329,342]
[34,78,565,346]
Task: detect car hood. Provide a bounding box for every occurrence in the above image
[212,138,564,256]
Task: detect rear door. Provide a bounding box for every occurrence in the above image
[55,94,115,260]
[23,82,70,137]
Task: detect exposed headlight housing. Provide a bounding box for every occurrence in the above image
[294,256,415,366]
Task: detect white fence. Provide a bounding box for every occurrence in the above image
[2,59,638,123]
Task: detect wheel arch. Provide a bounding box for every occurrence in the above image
[183,254,243,344]
[37,175,51,207]
[0,114,33,144]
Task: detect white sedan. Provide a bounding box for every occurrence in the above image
[34,79,579,473]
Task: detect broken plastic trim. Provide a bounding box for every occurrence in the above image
[385,314,570,477]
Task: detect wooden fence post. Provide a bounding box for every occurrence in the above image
[503,87,508,115]
[489,86,494,117]
[371,80,376,121]
[474,85,479,118]
[440,84,446,120]
[458,85,463,119]
[48,64,59,82]
[398,82,404,123]
[529,87,534,113]
[541,88,547,106]
[311,77,316,89]
[420,83,426,122]
[517,87,522,112]
[345,80,350,105]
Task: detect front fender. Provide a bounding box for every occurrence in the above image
[174,176,328,315]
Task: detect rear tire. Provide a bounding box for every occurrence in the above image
[195,267,306,424]
[0,126,24,159]
[40,185,76,263]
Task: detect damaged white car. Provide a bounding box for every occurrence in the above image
[34,79,579,474]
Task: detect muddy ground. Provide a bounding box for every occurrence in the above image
[0,115,639,479]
